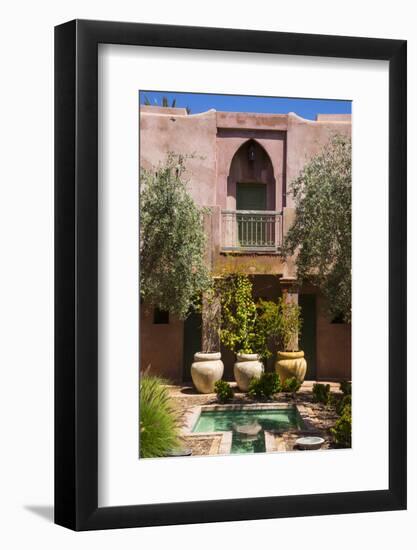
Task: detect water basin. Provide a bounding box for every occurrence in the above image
[192,407,303,454]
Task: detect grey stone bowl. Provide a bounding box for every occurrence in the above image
[233,421,262,440]
[295,436,325,450]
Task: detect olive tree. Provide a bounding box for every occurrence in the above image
[140,153,210,319]
[283,135,352,322]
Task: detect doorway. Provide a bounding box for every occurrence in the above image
[237,182,267,246]
[299,294,317,380]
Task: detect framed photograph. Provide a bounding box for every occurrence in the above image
[55,20,406,531]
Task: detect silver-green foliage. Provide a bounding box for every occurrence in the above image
[275,296,302,352]
[256,296,302,354]
[284,135,352,322]
[140,153,210,319]
[139,375,181,458]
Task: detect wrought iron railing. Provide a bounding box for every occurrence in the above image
[221,210,283,252]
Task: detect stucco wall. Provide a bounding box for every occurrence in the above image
[286,112,351,207]
[140,307,184,382]
[140,108,218,207]
[316,293,352,381]
[140,107,352,211]
[301,284,352,381]
[140,107,351,249]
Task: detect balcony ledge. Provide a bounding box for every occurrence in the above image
[220,247,282,256]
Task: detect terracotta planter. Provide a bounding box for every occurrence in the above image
[191,352,224,394]
[234,353,264,392]
[275,350,307,384]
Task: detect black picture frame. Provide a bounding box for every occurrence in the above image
[55,19,407,531]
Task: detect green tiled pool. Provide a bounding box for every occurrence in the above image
[192,407,303,454]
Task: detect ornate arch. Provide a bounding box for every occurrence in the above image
[227,139,276,210]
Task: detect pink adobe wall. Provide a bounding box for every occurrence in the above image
[140,307,184,382]
[140,108,217,207]
[140,107,352,213]
[285,113,352,207]
[216,111,288,131]
[301,284,352,381]
[316,307,352,381]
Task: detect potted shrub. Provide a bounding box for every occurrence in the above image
[274,294,307,385]
[191,287,224,394]
[219,275,264,392]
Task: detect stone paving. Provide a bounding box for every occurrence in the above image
[167,381,344,455]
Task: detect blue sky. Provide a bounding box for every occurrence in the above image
[139,91,351,121]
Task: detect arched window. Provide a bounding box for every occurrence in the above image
[223,140,277,250]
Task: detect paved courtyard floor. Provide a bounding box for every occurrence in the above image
[167,381,344,456]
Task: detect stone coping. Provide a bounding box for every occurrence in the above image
[201,402,299,411]
[264,431,281,452]
[183,432,231,456]
[183,431,233,455]
[183,402,304,434]
[166,380,343,398]
[183,406,202,433]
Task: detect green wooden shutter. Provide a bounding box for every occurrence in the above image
[236,183,268,246]
[236,182,267,210]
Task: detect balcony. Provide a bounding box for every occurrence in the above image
[221,210,283,253]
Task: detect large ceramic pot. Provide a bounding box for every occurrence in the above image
[234,353,264,392]
[191,352,224,394]
[275,351,307,384]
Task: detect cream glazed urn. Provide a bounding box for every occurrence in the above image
[234,353,264,392]
[191,352,224,393]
